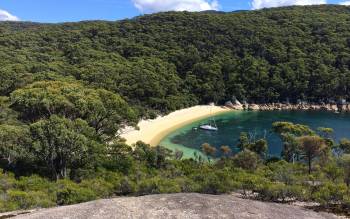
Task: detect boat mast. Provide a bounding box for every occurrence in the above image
[212,117,217,128]
[210,105,217,128]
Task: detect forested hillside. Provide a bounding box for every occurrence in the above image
[1,5,350,116]
[1,5,350,215]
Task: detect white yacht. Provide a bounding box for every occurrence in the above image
[199,124,218,131]
[199,116,218,131]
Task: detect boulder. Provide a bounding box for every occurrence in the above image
[248,104,260,111]
[225,101,243,110]
[225,101,235,108]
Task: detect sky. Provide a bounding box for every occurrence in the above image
[0,0,349,23]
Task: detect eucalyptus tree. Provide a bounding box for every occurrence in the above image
[297,136,327,174]
[11,81,137,141]
[272,122,315,162]
[0,124,31,171]
[30,115,102,180]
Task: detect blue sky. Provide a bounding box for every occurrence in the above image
[0,0,347,23]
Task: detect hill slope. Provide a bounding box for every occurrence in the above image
[1,5,350,115]
[3,193,343,219]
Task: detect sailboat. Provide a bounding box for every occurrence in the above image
[199,121,218,131]
[199,106,218,131]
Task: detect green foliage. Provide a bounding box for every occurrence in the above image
[248,139,268,158]
[220,145,232,157]
[137,177,182,195]
[0,6,350,111]
[339,138,350,154]
[237,132,250,150]
[272,122,316,162]
[15,175,55,193]
[0,124,31,169]
[272,122,315,137]
[340,154,350,186]
[266,160,305,185]
[1,6,350,215]
[258,182,304,202]
[313,182,348,206]
[30,115,102,180]
[115,177,137,195]
[317,127,334,139]
[0,97,19,125]
[322,161,344,183]
[56,180,97,205]
[5,190,55,210]
[79,178,114,198]
[103,140,135,174]
[237,132,268,157]
[201,143,217,162]
[11,81,137,140]
[133,142,172,169]
[233,149,260,171]
[297,135,327,174]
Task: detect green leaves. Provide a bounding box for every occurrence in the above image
[233,149,260,171]
[272,122,315,137]
[237,132,268,157]
[272,122,316,162]
[30,115,100,180]
[11,81,137,140]
[0,124,31,167]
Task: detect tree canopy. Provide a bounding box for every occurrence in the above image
[11,81,137,140]
[0,5,350,215]
[0,5,350,116]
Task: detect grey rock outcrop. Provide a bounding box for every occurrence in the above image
[7,193,343,219]
[225,100,243,110]
[239,103,350,113]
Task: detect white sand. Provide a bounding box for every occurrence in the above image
[120,105,231,146]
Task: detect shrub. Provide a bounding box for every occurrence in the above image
[6,190,55,210]
[233,150,260,171]
[313,182,348,206]
[136,177,182,195]
[0,171,16,191]
[198,173,227,194]
[80,178,114,198]
[137,178,159,195]
[56,180,97,205]
[15,175,55,192]
[233,172,267,197]
[173,177,198,193]
[257,183,304,202]
[157,178,181,194]
[115,177,137,195]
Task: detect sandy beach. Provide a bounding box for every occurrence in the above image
[120,105,231,146]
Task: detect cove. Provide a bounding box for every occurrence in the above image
[158,111,350,159]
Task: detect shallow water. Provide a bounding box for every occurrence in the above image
[158,111,350,159]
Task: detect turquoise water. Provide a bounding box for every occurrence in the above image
[158,111,350,159]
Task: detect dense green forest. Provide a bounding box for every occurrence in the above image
[1,5,350,115]
[0,5,350,215]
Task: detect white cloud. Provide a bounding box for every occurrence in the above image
[251,0,327,10]
[339,1,350,5]
[0,9,19,21]
[132,0,219,13]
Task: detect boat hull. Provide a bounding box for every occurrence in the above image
[199,125,218,131]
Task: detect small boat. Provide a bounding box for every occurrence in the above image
[199,116,218,131]
[199,124,218,131]
[199,105,219,131]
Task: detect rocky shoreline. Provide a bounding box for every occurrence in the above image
[225,101,350,113]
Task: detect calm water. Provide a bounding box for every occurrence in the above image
[159,111,350,159]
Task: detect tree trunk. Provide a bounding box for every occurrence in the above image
[308,155,312,174]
